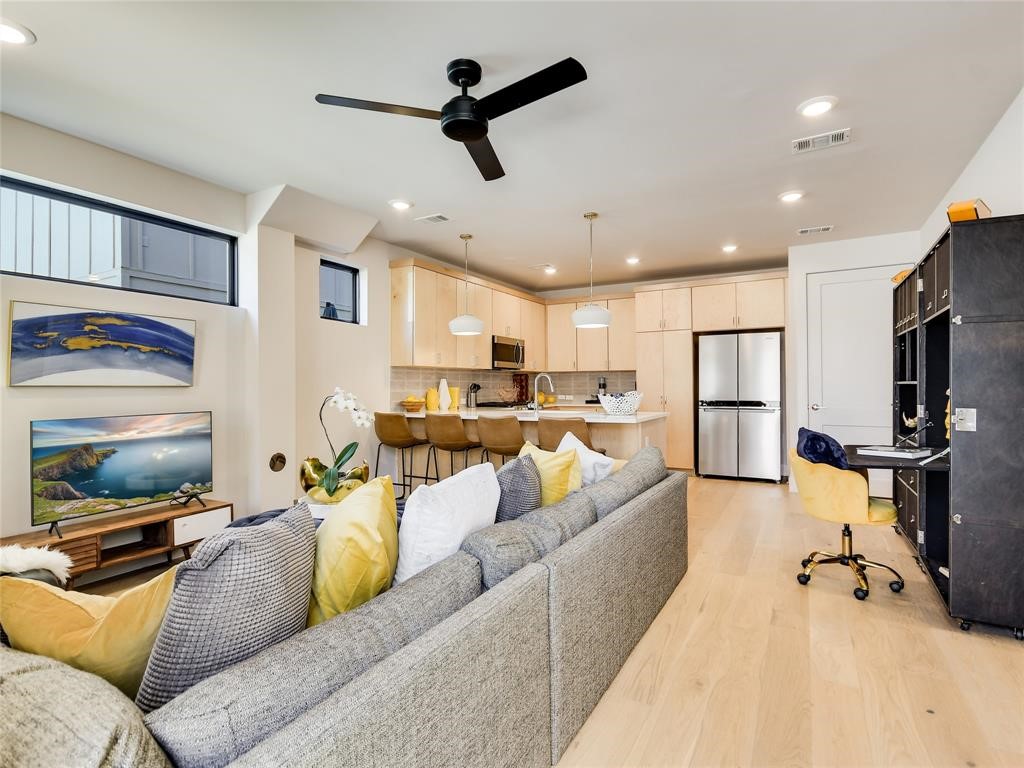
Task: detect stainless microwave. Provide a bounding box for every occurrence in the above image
[492,335,525,370]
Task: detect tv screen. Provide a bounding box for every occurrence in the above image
[31,411,213,527]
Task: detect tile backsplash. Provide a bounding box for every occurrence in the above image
[389,367,637,408]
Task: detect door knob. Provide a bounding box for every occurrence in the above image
[810,403,822,411]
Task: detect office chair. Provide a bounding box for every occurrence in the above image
[789,449,905,600]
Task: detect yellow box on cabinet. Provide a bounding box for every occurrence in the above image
[946,199,991,223]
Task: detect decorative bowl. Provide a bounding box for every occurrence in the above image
[400,400,425,413]
[598,391,643,416]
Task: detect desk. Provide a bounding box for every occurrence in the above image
[843,444,949,472]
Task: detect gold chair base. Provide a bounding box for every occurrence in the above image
[797,523,905,600]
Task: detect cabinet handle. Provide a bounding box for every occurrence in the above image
[953,514,962,525]
[942,289,948,299]
[926,301,932,311]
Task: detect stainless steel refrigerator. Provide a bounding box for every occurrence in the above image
[697,331,782,481]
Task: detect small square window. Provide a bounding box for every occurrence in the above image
[319,259,359,323]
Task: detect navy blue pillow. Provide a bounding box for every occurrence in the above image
[797,427,849,470]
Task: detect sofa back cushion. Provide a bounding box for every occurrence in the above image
[461,520,561,589]
[1,647,171,768]
[582,446,667,519]
[494,454,542,522]
[136,504,316,713]
[520,492,597,545]
[145,551,482,768]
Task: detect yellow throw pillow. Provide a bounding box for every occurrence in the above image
[0,565,177,697]
[308,475,399,627]
[519,442,583,506]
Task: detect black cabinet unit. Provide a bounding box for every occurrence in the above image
[892,214,1024,640]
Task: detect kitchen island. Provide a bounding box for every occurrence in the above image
[394,407,669,480]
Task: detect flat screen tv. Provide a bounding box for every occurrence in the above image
[30,411,213,527]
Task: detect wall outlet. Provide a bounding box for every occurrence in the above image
[559,394,573,401]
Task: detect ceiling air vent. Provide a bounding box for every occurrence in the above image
[414,213,450,224]
[797,225,834,236]
[792,128,851,154]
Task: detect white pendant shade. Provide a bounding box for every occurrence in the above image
[572,303,611,329]
[449,313,484,336]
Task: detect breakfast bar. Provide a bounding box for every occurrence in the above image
[394,407,669,481]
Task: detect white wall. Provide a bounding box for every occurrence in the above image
[786,232,919,487]
[919,87,1024,250]
[0,274,248,537]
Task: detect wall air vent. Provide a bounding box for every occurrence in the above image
[797,225,834,236]
[792,128,851,154]
[414,213,450,223]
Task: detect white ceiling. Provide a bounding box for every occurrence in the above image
[1,2,1021,290]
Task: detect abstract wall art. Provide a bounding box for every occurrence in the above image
[9,301,196,386]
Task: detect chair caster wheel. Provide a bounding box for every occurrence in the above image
[959,620,971,632]
[854,587,869,601]
[1014,628,1023,641]
[889,581,904,593]
[801,558,812,568]
[796,573,810,585]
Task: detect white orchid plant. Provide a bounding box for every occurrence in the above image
[316,388,374,495]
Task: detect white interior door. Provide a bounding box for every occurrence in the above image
[806,266,904,496]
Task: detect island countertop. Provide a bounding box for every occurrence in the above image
[397,407,668,425]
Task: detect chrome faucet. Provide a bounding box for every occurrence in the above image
[534,373,554,410]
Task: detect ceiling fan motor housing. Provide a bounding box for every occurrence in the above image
[441,95,488,142]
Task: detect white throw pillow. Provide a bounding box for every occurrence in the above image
[557,431,615,487]
[394,462,499,583]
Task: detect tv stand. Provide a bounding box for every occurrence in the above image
[1,499,233,587]
[171,492,207,509]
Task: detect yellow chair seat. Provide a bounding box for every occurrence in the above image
[867,496,898,524]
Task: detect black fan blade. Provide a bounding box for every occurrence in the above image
[315,94,441,120]
[465,137,505,181]
[475,58,587,121]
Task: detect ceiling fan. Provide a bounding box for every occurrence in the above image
[315,57,587,181]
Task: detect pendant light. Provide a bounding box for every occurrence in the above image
[449,233,484,336]
[572,211,611,329]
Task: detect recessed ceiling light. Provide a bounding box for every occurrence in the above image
[626,256,640,265]
[0,19,36,45]
[544,266,557,275]
[778,190,804,204]
[797,95,837,117]
[388,199,412,211]
[722,244,738,254]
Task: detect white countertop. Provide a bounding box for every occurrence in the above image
[398,407,668,425]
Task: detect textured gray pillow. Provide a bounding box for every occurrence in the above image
[136,503,316,712]
[0,647,171,768]
[520,492,597,544]
[461,519,560,589]
[494,454,542,522]
[579,476,635,519]
[145,551,482,768]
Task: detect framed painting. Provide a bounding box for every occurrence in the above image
[9,301,196,386]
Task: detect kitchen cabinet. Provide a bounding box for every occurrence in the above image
[692,279,785,331]
[691,283,737,331]
[736,278,785,328]
[456,281,493,369]
[635,288,691,331]
[576,301,609,371]
[492,291,521,338]
[635,329,693,468]
[389,265,457,367]
[546,303,577,371]
[521,299,546,371]
[608,297,636,370]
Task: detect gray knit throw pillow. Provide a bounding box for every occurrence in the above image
[494,454,542,522]
[136,503,316,712]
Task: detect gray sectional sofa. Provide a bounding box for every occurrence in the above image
[0,447,688,768]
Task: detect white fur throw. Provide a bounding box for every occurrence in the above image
[0,544,72,584]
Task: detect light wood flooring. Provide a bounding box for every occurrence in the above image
[559,476,1024,768]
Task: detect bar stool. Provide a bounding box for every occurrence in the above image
[477,415,526,466]
[373,413,431,499]
[424,413,482,482]
[537,417,606,454]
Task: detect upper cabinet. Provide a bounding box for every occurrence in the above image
[546,303,578,371]
[576,301,609,371]
[521,299,546,371]
[456,281,493,369]
[636,288,691,331]
[608,297,636,370]
[691,278,785,331]
[492,291,521,338]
